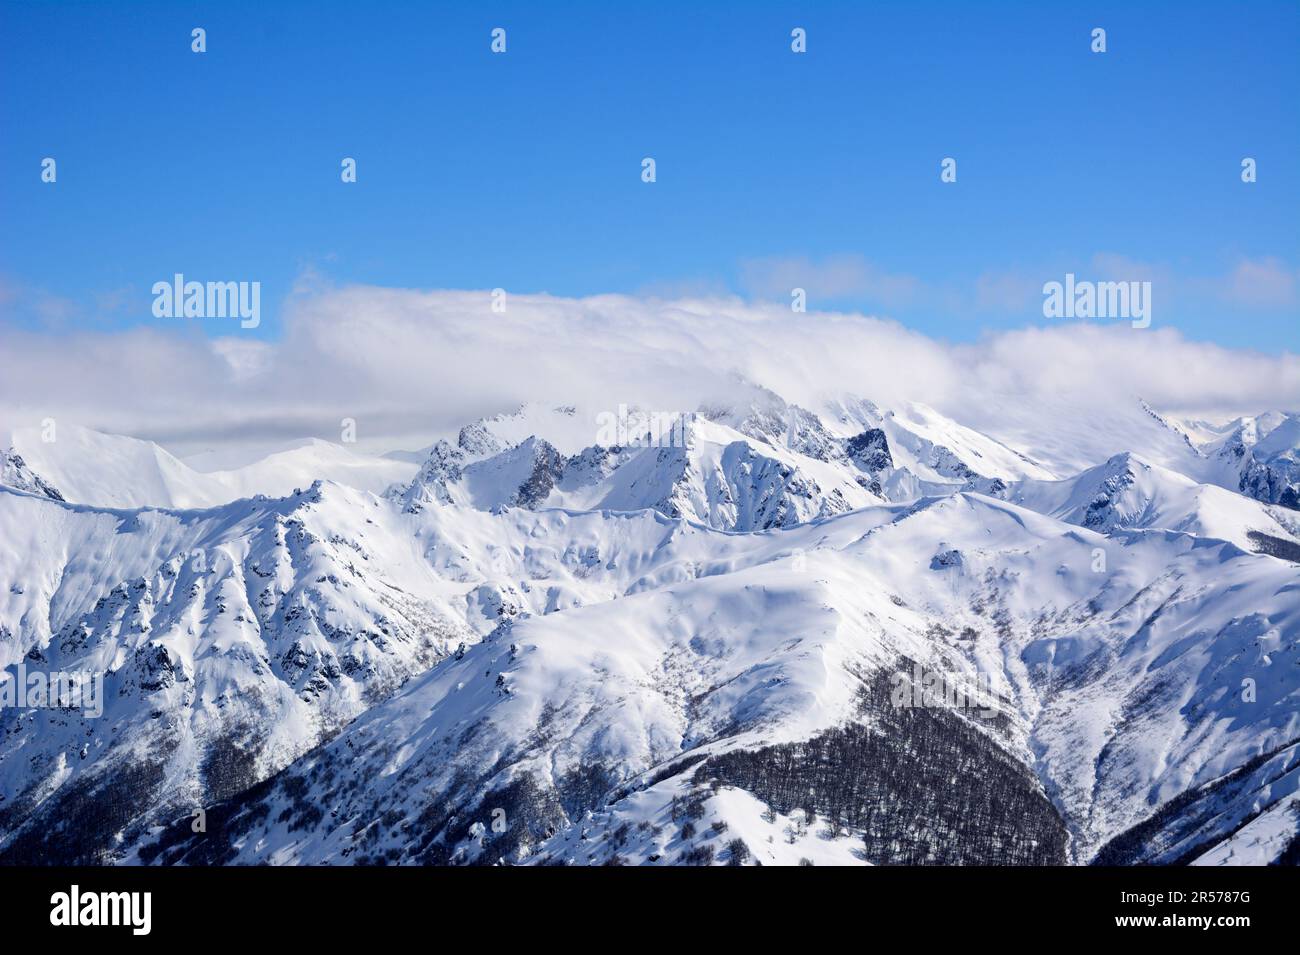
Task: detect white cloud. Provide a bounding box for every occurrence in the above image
[973,270,1041,312]
[1,284,1296,456]
[1222,257,1298,309]
[738,254,922,307]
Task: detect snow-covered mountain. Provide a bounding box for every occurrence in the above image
[84,491,1300,868]
[1182,411,1300,509]
[0,449,63,501]
[399,414,881,532]
[2,425,416,509]
[822,396,1058,485]
[1004,452,1300,554]
[1,388,1298,866]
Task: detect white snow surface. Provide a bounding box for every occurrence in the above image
[1,386,1298,866]
[4,424,415,509]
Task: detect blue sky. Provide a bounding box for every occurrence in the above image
[1,0,1297,350]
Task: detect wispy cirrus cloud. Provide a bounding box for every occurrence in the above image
[1222,256,1298,309]
[737,254,923,307]
[737,251,1300,323]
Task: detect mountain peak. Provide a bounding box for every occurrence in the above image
[0,448,64,501]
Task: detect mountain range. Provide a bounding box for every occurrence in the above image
[1,387,1297,866]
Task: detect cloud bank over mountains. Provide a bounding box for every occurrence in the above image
[2,283,1297,455]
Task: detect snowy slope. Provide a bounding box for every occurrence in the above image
[550,417,881,529]
[0,449,63,501]
[974,397,1300,513]
[461,403,603,456]
[54,491,1294,867]
[4,425,416,508]
[405,403,606,460]
[2,388,1298,867]
[401,416,882,532]
[201,438,415,500]
[0,481,476,862]
[1,479,881,862]
[6,424,227,509]
[821,396,1058,483]
[1005,452,1300,553]
[1188,411,1300,508]
[1095,739,1300,866]
[958,396,1206,479]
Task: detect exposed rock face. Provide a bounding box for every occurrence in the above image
[511,438,565,509]
[6,394,1299,868]
[1081,468,1138,531]
[399,440,463,511]
[1200,412,1300,510]
[731,402,848,465]
[0,449,64,501]
[846,428,893,473]
[0,482,467,865]
[457,422,505,458]
[1240,458,1300,510]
